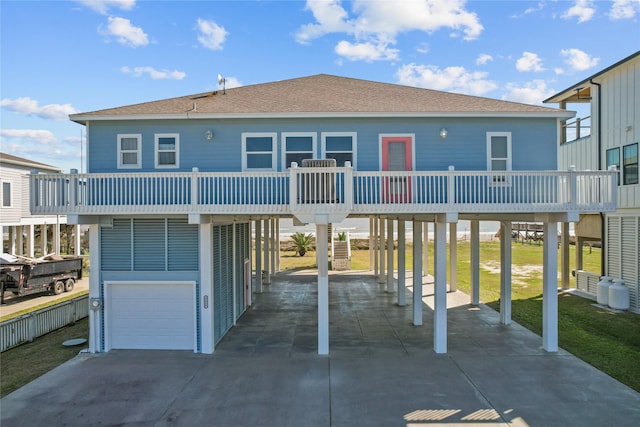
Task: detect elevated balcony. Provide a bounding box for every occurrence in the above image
[29,166,617,223]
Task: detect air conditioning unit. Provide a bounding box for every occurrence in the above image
[299,159,336,204]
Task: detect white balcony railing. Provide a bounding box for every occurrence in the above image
[30,168,617,217]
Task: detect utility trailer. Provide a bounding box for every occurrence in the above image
[0,255,83,304]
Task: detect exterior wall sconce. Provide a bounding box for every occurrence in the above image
[205,130,213,140]
[440,128,448,139]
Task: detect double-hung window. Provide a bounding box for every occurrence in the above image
[487,132,511,185]
[155,133,179,168]
[623,143,638,185]
[322,132,356,168]
[282,133,316,169]
[242,133,276,171]
[606,147,621,185]
[1,181,11,207]
[117,134,141,169]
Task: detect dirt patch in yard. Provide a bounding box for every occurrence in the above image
[481,261,545,286]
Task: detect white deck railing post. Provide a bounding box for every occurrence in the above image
[344,161,353,210]
[191,167,199,208]
[568,165,577,210]
[289,162,298,212]
[447,165,455,209]
[70,169,78,208]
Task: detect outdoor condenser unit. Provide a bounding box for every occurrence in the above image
[300,158,336,204]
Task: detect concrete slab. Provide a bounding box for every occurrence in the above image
[2,271,639,426]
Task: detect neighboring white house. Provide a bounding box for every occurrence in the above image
[0,153,81,257]
[545,50,639,313]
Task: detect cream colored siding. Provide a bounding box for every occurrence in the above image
[0,164,26,223]
[558,136,598,171]
[598,55,640,210]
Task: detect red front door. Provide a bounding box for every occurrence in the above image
[382,136,412,203]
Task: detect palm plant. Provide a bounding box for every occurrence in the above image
[290,232,314,256]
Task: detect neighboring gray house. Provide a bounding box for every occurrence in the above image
[545,51,639,313]
[1,153,80,257]
[30,74,616,354]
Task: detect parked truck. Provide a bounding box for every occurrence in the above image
[0,254,83,304]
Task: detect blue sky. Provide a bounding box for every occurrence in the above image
[1,0,639,173]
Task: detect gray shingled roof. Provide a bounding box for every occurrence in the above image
[71,74,570,123]
[0,152,61,171]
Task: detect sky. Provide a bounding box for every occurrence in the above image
[1,0,639,173]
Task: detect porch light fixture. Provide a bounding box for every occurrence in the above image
[440,128,448,139]
[205,130,213,140]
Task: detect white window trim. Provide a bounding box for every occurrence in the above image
[117,133,142,169]
[281,132,317,170]
[242,132,277,171]
[1,180,12,208]
[486,132,512,186]
[155,133,180,169]
[321,132,357,169]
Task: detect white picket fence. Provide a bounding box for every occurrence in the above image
[0,294,88,352]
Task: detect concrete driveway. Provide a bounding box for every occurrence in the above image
[2,271,639,426]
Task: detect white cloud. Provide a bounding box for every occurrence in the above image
[74,0,135,15]
[609,0,640,19]
[503,80,555,105]
[516,51,545,72]
[554,67,565,75]
[562,0,596,23]
[335,40,399,62]
[296,0,483,62]
[396,63,497,95]
[121,66,186,80]
[1,97,78,121]
[197,19,228,51]
[561,48,600,71]
[0,129,57,145]
[476,53,493,65]
[103,16,148,47]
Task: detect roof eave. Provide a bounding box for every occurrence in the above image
[70,110,574,123]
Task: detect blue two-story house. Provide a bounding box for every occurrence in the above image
[30,74,616,355]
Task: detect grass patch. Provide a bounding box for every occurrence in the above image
[0,318,89,398]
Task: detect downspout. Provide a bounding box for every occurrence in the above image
[590,78,605,276]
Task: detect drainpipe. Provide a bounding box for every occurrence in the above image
[591,78,606,277]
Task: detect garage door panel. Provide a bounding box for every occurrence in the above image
[106,282,195,351]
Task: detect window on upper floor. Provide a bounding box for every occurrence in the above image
[282,133,315,169]
[117,134,142,169]
[242,133,276,171]
[155,134,180,168]
[1,181,11,207]
[623,143,638,185]
[606,147,621,185]
[487,132,511,184]
[322,132,356,168]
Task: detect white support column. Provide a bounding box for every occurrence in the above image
[386,218,394,292]
[373,217,379,274]
[263,219,270,285]
[275,218,280,273]
[543,221,559,352]
[41,224,47,256]
[434,219,447,354]
[316,221,329,355]
[470,220,480,306]
[412,220,422,325]
[449,222,457,292]
[88,224,101,353]
[378,218,386,283]
[16,226,24,255]
[270,218,276,275]
[500,221,512,325]
[255,220,263,293]
[9,227,16,254]
[561,222,570,290]
[397,220,406,305]
[369,217,375,271]
[200,223,214,354]
[74,224,82,256]
[54,217,60,255]
[422,222,429,277]
[27,224,34,257]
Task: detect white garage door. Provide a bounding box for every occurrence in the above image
[106,281,196,351]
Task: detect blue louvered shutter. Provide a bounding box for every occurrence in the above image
[213,225,223,343]
[168,218,199,271]
[225,224,234,329]
[133,218,166,270]
[101,219,131,271]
